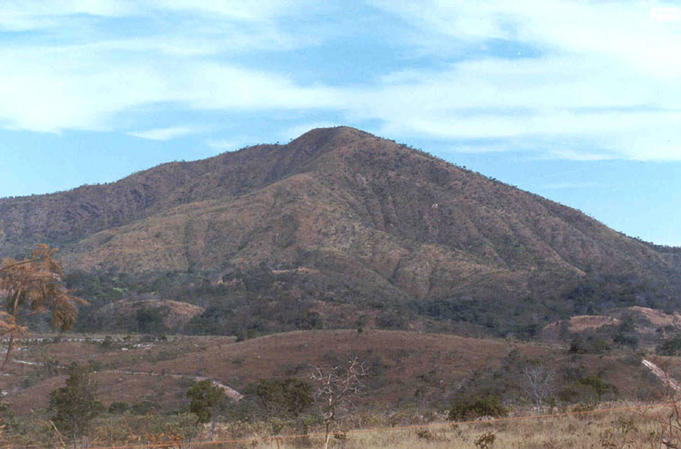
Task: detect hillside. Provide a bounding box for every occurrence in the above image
[1,127,679,336]
[2,330,669,414]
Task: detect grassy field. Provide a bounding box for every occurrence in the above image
[3,330,673,413]
[191,403,680,449]
[2,330,681,447]
[1,401,676,448]
[11,402,668,449]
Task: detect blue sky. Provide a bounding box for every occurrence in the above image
[0,1,680,245]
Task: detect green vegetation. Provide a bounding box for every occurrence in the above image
[656,333,681,355]
[186,380,228,438]
[253,378,314,418]
[448,395,508,421]
[49,362,103,447]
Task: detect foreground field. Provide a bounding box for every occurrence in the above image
[2,330,681,447]
[2,329,675,414]
[237,404,679,449]
[4,402,675,449]
[266,406,675,449]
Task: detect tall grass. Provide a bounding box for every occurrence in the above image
[234,404,671,449]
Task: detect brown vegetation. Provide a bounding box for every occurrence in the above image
[0,127,679,336]
[0,244,84,370]
[0,329,670,415]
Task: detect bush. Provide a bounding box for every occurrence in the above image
[475,432,496,449]
[108,402,129,414]
[656,333,681,355]
[49,363,104,442]
[578,375,617,402]
[130,400,158,415]
[569,334,611,354]
[186,380,227,425]
[254,378,314,417]
[448,395,508,421]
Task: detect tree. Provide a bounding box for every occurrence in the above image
[255,378,314,417]
[448,395,508,421]
[0,395,15,437]
[523,365,555,415]
[0,244,85,370]
[578,375,617,403]
[186,380,228,439]
[49,362,103,449]
[311,357,366,449]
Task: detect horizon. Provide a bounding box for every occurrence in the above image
[0,2,680,245]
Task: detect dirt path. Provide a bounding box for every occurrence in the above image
[104,368,243,401]
[642,359,681,392]
[7,359,244,401]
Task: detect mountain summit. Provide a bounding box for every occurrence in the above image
[1,127,679,335]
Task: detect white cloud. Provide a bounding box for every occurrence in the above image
[0,1,316,30]
[541,149,614,162]
[0,1,133,30]
[205,139,247,152]
[1,0,681,161]
[650,6,681,23]
[281,122,340,141]
[371,0,681,78]
[0,1,334,133]
[0,43,344,133]
[128,127,197,141]
[362,0,681,160]
[146,0,316,22]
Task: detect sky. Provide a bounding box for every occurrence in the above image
[0,1,680,245]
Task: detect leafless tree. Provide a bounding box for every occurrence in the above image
[523,365,554,415]
[311,357,366,449]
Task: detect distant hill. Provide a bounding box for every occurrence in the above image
[1,127,679,337]
[3,330,667,414]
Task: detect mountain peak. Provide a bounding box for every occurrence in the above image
[288,126,376,149]
[1,126,680,336]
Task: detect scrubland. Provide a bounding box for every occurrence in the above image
[2,330,680,448]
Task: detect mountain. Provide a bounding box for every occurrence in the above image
[1,127,679,336]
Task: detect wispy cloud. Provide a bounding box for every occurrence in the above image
[365,0,681,160]
[540,149,614,162]
[282,122,340,142]
[1,1,681,161]
[205,139,247,152]
[128,127,197,141]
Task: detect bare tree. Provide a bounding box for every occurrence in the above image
[311,357,366,449]
[523,365,554,415]
[0,244,86,370]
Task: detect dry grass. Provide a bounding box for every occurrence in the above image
[0,403,674,448]
[229,404,672,449]
[2,330,674,414]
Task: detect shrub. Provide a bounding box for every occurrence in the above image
[578,375,617,402]
[130,400,158,415]
[448,395,508,421]
[475,431,496,449]
[569,334,610,354]
[186,380,227,425]
[100,336,114,349]
[108,402,129,414]
[656,333,681,355]
[415,428,435,441]
[254,378,314,417]
[49,363,104,443]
